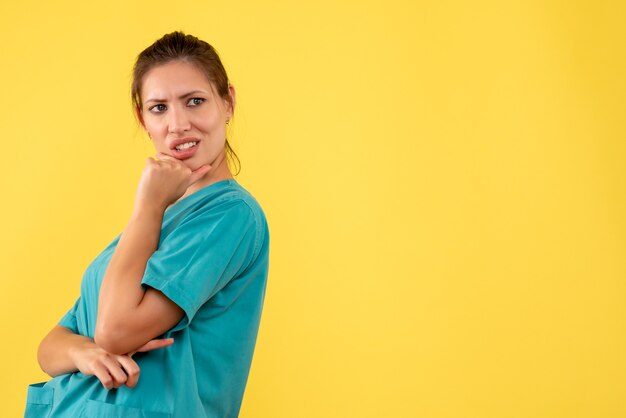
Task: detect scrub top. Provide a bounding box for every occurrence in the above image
[24,179,270,418]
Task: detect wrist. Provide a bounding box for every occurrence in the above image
[68,338,96,366]
[131,202,166,220]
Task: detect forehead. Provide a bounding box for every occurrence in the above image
[141,60,215,100]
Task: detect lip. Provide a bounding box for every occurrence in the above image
[169,137,201,150]
[169,137,201,160]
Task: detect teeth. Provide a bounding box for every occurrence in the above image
[175,141,198,151]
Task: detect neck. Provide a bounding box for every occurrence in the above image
[176,150,234,203]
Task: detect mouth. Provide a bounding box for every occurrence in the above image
[173,141,199,151]
[170,137,201,151]
[170,139,201,160]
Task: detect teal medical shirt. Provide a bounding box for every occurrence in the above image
[24,179,270,418]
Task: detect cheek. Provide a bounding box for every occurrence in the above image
[199,107,226,127]
[143,117,164,133]
[199,114,222,131]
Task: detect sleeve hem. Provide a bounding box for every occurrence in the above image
[58,313,78,333]
[141,271,197,333]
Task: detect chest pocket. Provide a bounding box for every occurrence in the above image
[81,399,172,418]
[24,382,54,418]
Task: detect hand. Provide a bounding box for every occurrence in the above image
[70,338,174,390]
[133,152,212,211]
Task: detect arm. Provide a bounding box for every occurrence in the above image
[95,204,184,355]
[38,324,173,389]
[38,324,95,377]
[95,154,210,355]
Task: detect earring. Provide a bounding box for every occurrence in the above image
[226,119,231,126]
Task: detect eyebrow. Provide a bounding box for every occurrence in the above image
[145,90,208,104]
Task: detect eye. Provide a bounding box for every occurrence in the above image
[188,97,205,106]
[149,104,167,113]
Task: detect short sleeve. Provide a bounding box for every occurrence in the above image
[58,297,80,333]
[141,199,259,333]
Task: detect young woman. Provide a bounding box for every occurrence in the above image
[24,31,270,418]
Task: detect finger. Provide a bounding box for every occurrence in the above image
[100,356,128,389]
[91,362,114,390]
[189,164,212,184]
[156,152,179,162]
[117,356,141,388]
[155,155,178,167]
[134,338,175,353]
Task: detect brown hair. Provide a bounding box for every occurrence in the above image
[131,31,241,175]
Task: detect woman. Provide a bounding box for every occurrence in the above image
[24,31,270,418]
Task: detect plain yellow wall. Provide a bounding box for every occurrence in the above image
[1,0,625,417]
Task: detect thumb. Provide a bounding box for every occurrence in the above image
[189,164,212,184]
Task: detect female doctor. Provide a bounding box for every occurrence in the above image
[25,31,270,418]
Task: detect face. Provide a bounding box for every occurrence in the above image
[138,60,235,174]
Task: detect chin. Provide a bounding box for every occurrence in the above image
[188,155,212,169]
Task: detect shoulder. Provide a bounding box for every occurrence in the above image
[204,181,267,223]
[194,181,269,255]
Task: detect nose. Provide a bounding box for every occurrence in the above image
[168,105,191,134]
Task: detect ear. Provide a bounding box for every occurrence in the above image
[226,83,236,118]
[135,105,146,130]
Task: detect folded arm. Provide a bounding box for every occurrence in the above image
[38,324,173,389]
[38,324,96,377]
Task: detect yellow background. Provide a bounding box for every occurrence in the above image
[1,1,625,417]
